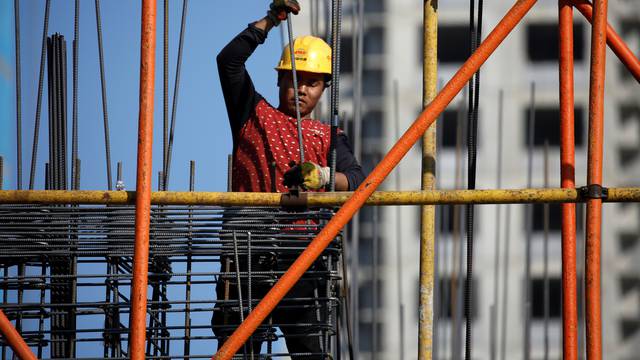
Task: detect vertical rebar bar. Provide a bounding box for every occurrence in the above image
[543,141,550,360]
[45,163,50,190]
[352,0,363,162]
[95,0,113,190]
[499,204,511,360]
[29,0,51,190]
[164,0,189,190]
[465,0,484,356]
[2,265,8,359]
[286,17,305,165]
[46,36,56,191]
[0,157,3,190]
[184,160,194,357]
[491,90,504,360]
[328,0,342,190]
[451,91,466,360]
[14,0,22,190]
[393,79,405,360]
[232,231,247,357]
[61,37,69,191]
[71,0,80,190]
[116,161,123,190]
[372,205,379,360]
[247,232,254,359]
[350,1,363,349]
[524,81,535,360]
[163,0,169,176]
[73,158,81,190]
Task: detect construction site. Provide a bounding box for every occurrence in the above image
[0,0,639,359]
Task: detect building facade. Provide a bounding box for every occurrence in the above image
[294,0,639,358]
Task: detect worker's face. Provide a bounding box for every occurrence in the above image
[278,71,326,119]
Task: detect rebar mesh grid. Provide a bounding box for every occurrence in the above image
[0,205,342,359]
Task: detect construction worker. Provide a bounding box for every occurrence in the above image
[212,1,365,358]
[217,0,364,193]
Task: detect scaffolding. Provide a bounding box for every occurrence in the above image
[0,0,639,359]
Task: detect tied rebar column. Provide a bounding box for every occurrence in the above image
[47,33,76,358]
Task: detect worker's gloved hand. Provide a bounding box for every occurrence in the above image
[283,161,330,190]
[267,0,301,25]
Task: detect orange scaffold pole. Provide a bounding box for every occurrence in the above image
[213,0,539,358]
[586,0,607,358]
[129,1,157,359]
[570,0,640,82]
[558,2,578,359]
[0,310,36,360]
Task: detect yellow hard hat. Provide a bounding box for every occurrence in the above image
[275,35,332,75]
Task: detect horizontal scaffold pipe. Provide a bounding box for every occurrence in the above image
[0,188,639,206]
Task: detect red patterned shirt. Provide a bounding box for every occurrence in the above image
[233,100,334,193]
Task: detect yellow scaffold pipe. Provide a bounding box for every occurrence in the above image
[419,1,438,359]
[0,188,639,206]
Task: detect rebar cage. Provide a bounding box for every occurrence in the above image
[0,205,342,359]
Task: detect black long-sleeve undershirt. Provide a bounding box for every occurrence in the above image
[217,24,365,190]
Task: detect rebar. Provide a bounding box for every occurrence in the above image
[71,0,80,190]
[464,1,484,357]
[163,0,169,176]
[14,0,22,190]
[286,17,305,165]
[28,0,51,190]
[524,82,535,360]
[94,0,113,190]
[164,0,189,190]
[0,205,341,359]
[393,80,405,360]
[328,0,342,190]
[490,90,504,360]
[543,142,550,360]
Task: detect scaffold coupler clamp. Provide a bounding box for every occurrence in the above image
[579,184,609,201]
[280,187,309,209]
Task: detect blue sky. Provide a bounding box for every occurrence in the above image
[3,0,287,192]
[1,1,297,356]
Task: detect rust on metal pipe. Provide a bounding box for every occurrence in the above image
[585,0,607,358]
[1,188,640,206]
[419,1,438,358]
[213,1,539,358]
[558,2,579,359]
[0,310,37,360]
[129,1,157,359]
[570,0,640,82]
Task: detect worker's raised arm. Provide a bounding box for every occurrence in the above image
[216,1,300,139]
